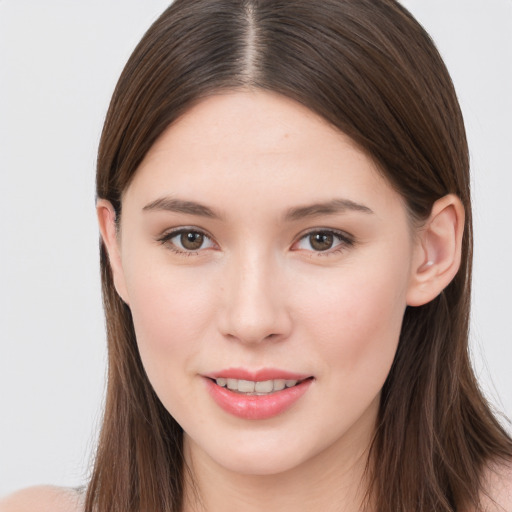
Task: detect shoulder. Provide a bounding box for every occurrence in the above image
[479,459,512,512]
[0,485,84,512]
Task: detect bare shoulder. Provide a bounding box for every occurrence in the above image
[0,485,84,512]
[479,459,512,512]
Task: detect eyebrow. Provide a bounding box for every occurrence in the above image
[284,198,374,221]
[143,197,221,219]
[142,196,373,221]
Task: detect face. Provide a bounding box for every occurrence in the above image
[110,90,422,477]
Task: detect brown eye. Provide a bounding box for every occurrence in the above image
[159,228,215,253]
[180,231,204,250]
[294,229,353,254]
[309,232,334,251]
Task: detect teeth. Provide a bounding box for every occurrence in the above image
[237,379,255,393]
[226,378,238,390]
[215,377,303,394]
[254,380,273,393]
[273,379,286,391]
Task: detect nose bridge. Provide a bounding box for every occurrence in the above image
[220,245,291,344]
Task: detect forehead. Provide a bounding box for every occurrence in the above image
[139,90,370,172]
[124,90,405,220]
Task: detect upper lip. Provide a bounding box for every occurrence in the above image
[204,367,312,381]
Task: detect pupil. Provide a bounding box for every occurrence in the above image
[181,231,203,250]
[310,232,333,251]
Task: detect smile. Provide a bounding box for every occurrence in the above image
[205,372,314,420]
[214,378,302,395]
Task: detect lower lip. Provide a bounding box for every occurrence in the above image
[205,378,313,420]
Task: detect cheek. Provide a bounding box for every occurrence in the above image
[297,261,408,384]
[291,264,408,444]
[123,259,218,376]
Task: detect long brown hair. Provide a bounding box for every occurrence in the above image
[87,1,512,510]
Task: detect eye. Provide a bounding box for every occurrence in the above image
[293,230,353,253]
[158,228,215,253]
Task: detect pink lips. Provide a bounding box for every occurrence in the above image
[204,368,313,420]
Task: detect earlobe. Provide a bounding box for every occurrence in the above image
[96,199,130,304]
[406,194,465,307]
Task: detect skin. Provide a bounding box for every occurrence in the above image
[0,486,84,512]
[98,90,464,511]
[1,90,474,512]
[2,465,511,512]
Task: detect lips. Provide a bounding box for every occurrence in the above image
[203,368,314,420]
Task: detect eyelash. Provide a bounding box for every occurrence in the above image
[157,228,355,256]
[292,228,355,256]
[157,228,216,256]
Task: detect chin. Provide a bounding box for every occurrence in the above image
[187,432,311,477]
[216,449,307,477]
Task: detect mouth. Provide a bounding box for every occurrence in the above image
[211,377,312,396]
[204,371,314,420]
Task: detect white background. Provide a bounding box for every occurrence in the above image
[0,0,511,496]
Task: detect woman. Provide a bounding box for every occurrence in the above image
[2,0,511,511]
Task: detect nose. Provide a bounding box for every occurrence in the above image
[218,251,292,345]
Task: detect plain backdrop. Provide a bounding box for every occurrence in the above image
[0,0,511,496]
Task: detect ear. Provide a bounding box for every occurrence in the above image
[96,199,130,304]
[406,194,465,307]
